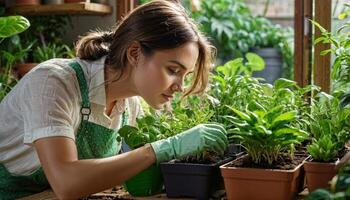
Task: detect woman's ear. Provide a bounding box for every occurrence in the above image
[126,42,141,67]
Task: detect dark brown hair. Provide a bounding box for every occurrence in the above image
[75,0,215,96]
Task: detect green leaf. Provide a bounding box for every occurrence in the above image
[270,111,297,129]
[245,52,265,71]
[227,106,252,122]
[0,16,30,39]
[338,13,348,20]
[274,78,296,90]
[118,125,139,138]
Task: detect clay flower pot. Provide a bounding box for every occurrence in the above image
[304,159,337,192]
[220,155,305,200]
[14,63,38,78]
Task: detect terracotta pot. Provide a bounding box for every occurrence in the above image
[14,63,38,78]
[15,0,40,6]
[304,160,337,192]
[220,155,305,200]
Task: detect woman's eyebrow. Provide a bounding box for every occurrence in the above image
[168,60,187,70]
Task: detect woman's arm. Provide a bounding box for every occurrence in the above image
[34,136,156,200]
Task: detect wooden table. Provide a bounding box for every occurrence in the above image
[19,186,308,200]
[18,186,195,200]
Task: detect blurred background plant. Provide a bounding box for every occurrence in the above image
[0,7,30,101]
[312,4,350,99]
[139,0,294,82]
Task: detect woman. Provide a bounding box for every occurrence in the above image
[0,0,228,199]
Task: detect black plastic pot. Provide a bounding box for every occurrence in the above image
[160,157,234,200]
[251,47,283,84]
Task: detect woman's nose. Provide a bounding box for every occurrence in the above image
[171,82,184,93]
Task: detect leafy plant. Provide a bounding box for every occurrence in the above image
[118,113,167,149]
[0,15,30,101]
[191,0,293,79]
[119,95,215,157]
[33,43,75,63]
[209,57,313,138]
[0,15,73,64]
[306,92,350,162]
[311,4,350,98]
[307,135,339,162]
[226,104,308,165]
[0,16,30,40]
[209,53,265,125]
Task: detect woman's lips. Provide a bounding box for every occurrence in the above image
[162,94,173,101]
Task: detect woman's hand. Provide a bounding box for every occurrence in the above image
[150,123,228,163]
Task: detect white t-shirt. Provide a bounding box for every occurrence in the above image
[0,56,143,175]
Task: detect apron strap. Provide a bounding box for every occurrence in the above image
[69,61,91,121]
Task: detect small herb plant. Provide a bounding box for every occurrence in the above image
[306,92,350,162]
[118,95,214,152]
[226,104,308,165]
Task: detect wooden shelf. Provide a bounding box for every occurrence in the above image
[6,2,112,16]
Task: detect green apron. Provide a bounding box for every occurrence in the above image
[0,61,125,200]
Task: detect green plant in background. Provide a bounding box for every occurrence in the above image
[0,15,74,65]
[306,92,350,162]
[311,4,350,99]
[209,53,266,126]
[33,43,74,63]
[192,0,252,61]
[306,163,350,200]
[191,0,293,79]
[250,17,294,79]
[0,12,30,101]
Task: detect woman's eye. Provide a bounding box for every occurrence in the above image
[167,68,180,75]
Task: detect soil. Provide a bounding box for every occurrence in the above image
[80,187,133,200]
[228,150,309,170]
[171,151,234,164]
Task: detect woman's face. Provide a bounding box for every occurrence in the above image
[133,42,199,109]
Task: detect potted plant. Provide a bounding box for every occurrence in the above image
[219,78,311,200]
[157,96,236,199]
[191,0,293,82]
[118,113,167,197]
[304,92,350,192]
[250,17,293,83]
[306,162,350,200]
[8,15,73,78]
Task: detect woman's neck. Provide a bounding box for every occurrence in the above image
[104,65,138,108]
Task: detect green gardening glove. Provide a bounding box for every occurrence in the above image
[150,124,228,163]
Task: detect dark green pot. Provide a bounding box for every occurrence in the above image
[123,164,163,196]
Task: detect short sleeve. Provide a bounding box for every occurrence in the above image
[19,64,79,145]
